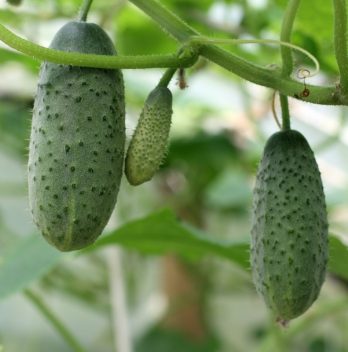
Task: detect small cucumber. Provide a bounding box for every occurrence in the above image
[251,130,328,322]
[28,21,125,251]
[125,85,172,185]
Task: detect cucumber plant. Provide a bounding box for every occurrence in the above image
[1,0,347,328]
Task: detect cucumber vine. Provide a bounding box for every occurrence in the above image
[0,0,347,105]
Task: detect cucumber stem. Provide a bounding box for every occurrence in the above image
[158,68,176,87]
[79,0,94,22]
[279,0,301,130]
[280,94,291,130]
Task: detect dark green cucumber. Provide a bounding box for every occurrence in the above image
[125,86,172,185]
[28,21,125,251]
[251,130,328,322]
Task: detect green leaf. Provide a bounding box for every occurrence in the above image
[89,209,250,269]
[275,0,336,73]
[116,7,177,55]
[136,327,220,352]
[90,210,348,282]
[328,234,348,280]
[1,215,347,301]
[0,100,31,157]
[164,132,239,195]
[205,168,252,209]
[0,235,62,299]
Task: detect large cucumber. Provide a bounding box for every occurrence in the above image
[28,21,125,251]
[251,130,328,321]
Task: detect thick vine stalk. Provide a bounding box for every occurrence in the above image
[0,0,345,104]
[128,0,340,105]
[333,0,348,93]
[0,24,197,69]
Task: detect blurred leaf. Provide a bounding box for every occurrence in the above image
[167,132,238,168]
[117,7,177,55]
[90,211,348,282]
[241,6,273,35]
[0,235,62,300]
[6,0,23,6]
[0,100,31,157]
[275,0,336,74]
[0,219,347,301]
[328,234,348,280]
[308,337,340,352]
[205,168,252,209]
[89,209,250,269]
[0,9,23,25]
[136,328,219,352]
[163,0,213,11]
[296,0,333,43]
[165,131,239,194]
[0,48,38,73]
[275,0,333,41]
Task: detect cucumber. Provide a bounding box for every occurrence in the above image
[125,85,172,185]
[251,130,328,321]
[28,21,125,251]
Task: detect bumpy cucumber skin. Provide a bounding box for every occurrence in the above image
[28,21,125,251]
[125,86,172,185]
[251,130,328,321]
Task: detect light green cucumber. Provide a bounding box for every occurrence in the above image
[251,129,328,322]
[28,21,125,251]
[125,85,172,185]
